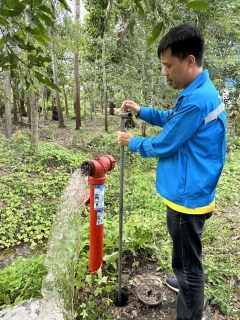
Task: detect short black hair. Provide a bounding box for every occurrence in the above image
[158,23,205,67]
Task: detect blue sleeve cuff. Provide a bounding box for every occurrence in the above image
[129,136,158,157]
[128,137,139,152]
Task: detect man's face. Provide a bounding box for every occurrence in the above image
[161,47,190,90]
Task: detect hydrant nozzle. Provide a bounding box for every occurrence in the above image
[80,161,95,176]
[80,155,116,181]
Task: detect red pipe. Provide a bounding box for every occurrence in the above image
[81,155,116,273]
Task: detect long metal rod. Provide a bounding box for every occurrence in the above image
[117,116,125,306]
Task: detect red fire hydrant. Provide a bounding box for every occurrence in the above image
[80,155,116,273]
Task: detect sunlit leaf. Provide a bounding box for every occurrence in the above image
[135,0,145,19]
[38,12,54,28]
[33,71,61,91]
[0,16,9,26]
[57,0,71,12]
[0,8,22,17]
[0,37,5,46]
[25,27,40,36]
[186,1,209,10]
[31,55,52,64]
[26,27,50,45]
[0,54,15,67]
[103,252,118,263]
[147,21,163,47]
[3,1,25,10]
[32,35,49,46]
[47,82,61,92]
[34,15,46,34]
[38,5,54,17]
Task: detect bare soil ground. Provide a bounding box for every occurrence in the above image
[102,253,230,320]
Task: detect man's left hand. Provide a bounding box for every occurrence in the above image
[117,131,133,146]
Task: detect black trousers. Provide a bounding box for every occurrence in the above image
[167,206,212,320]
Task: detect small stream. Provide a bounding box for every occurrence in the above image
[0,243,47,270]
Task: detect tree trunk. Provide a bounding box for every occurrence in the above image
[26,96,31,123]
[50,31,64,128]
[0,89,2,117]
[63,84,69,118]
[29,91,38,149]
[4,69,12,138]
[12,81,18,122]
[42,87,47,125]
[102,29,108,132]
[83,86,86,116]
[141,122,147,137]
[90,102,93,122]
[74,0,81,130]
[89,80,93,121]
[93,50,98,123]
[101,0,112,130]
[74,53,81,129]
[19,96,27,118]
[140,54,145,104]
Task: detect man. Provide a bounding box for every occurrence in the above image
[117,23,227,320]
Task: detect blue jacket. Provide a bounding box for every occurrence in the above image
[129,70,227,208]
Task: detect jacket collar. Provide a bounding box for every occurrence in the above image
[178,69,209,99]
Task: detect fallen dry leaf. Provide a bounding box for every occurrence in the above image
[231,235,240,241]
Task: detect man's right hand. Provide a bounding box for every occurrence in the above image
[120,100,140,115]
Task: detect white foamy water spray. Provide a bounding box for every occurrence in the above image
[39,168,88,320]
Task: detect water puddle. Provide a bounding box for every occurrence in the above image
[0,243,47,270]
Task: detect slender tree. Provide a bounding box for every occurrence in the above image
[50,30,65,127]
[29,91,38,149]
[12,80,18,123]
[4,68,12,138]
[74,0,81,129]
[62,84,69,118]
[102,0,112,132]
[26,96,31,124]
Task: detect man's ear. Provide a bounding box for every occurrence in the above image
[187,55,195,68]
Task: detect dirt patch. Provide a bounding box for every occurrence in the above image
[100,253,228,320]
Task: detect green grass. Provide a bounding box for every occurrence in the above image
[0,135,88,249]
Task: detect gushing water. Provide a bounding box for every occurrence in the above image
[39,169,88,320]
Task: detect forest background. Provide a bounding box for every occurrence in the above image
[0,0,240,319]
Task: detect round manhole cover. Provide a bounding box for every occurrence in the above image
[137,283,162,306]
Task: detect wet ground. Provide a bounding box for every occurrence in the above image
[0,243,46,269]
